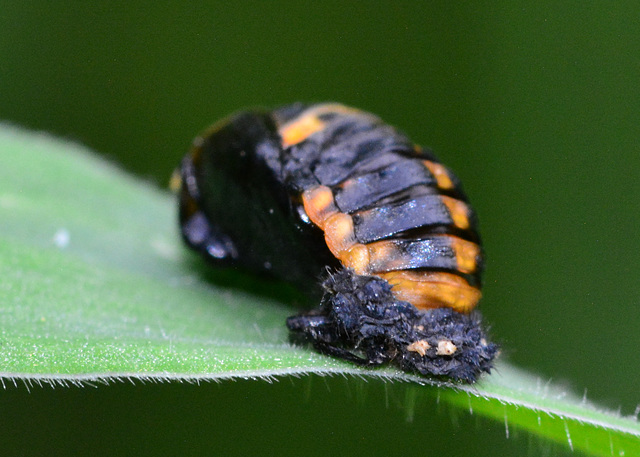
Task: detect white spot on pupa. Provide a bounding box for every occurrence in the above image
[53,229,70,248]
[436,340,457,356]
[406,340,430,356]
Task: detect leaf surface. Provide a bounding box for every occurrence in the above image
[1,124,638,456]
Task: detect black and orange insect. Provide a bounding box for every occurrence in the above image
[177,103,498,382]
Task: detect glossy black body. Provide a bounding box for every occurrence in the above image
[179,110,338,294]
[178,103,497,382]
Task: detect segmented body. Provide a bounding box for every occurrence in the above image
[180,103,483,311]
[177,103,496,382]
[276,104,483,313]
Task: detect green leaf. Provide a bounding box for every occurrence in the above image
[1,124,638,456]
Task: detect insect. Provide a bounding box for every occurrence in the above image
[177,103,498,382]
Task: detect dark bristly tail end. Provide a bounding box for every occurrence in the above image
[287,268,498,383]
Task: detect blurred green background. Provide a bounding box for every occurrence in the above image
[2,2,639,455]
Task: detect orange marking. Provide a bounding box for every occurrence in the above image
[423,160,454,190]
[448,236,480,274]
[377,270,481,313]
[323,212,357,258]
[342,244,370,275]
[302,186,338,227]
[279,103,366,147]
[440,196,470,230]
[279,115,326,147]
[301,185,371,275]
[362,236,479,275]
[366,241,403,272]
[301,185,481,313]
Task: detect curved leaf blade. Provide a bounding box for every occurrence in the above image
[0,124,638,456]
